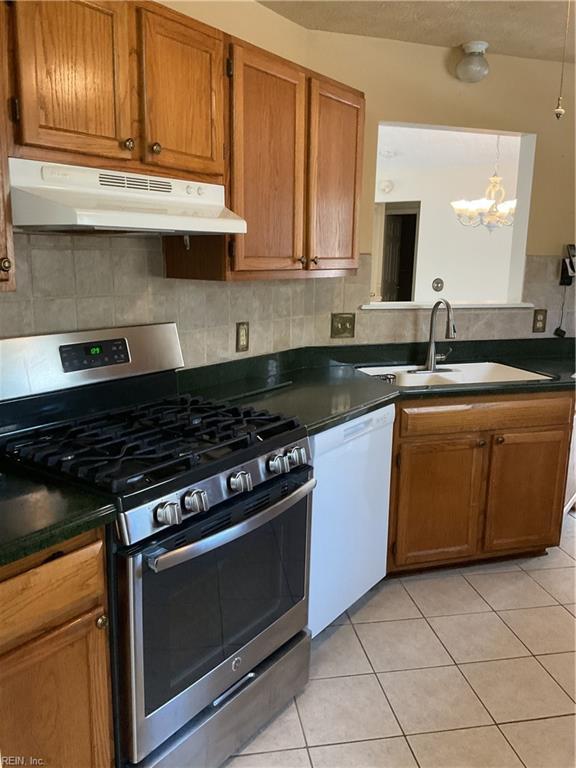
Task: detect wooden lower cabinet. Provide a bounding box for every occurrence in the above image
[0,532,113,766]
[0,608,112,767]
[484,428,570,552]
[389,393,574,572]
[395,436,485,566]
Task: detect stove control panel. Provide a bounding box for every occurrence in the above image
[59,337,129,373]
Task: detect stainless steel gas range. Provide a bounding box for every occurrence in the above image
[0,323,314,767]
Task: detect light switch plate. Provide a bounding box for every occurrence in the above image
[236,321,249,352]
[331,313,355,339]
[532,308,547,333]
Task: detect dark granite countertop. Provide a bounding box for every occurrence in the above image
[0,465,116,566]
[178,338,575,433]
[1,338,573,567]
[180,365,399,436]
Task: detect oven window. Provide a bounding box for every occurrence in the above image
[141,497,307,715]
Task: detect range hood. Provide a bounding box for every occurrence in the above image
[8,158,247,235]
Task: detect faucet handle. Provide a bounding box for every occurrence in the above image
[435,346,453,363]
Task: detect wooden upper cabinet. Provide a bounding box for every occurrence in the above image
[138,7,225,175]
[484,428,570,552]
[231,44,307,272]
[0,608,112,767]
[14,1,133,159]
[395,436,485,566]
[307,78,364,271]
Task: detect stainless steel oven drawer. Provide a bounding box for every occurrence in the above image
[133,630,310,768]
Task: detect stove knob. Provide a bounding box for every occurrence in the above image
[268,454,291,474]
[228,471,253,493]
[155,501,182,526]
[184,489,210,515]
[286,446,308,467]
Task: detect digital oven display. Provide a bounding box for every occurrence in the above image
[59,338,130,372]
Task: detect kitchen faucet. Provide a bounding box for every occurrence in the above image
[423,299,456,372]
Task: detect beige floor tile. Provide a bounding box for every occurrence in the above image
[498,606,576,654]
[331,613,350,626]
[464,571,557,610]
[225,749,311,768]
[355,618,452,672]
[501,715,576,768]
[309,736,417,768]
[518,547,576,571]
[537,652,576,699]
[559,534,576,558]
[236,701,305,755]
[408,725,524,768]
[296,675,401,746]
[428,612,530,662]
[348,580,421,623]
[378,666,491,734]
[460,657,576,722]
[528,568,576,604]
[310,625,372,679]
[403,575,491,617]
[562,514,576,533]
[564,603,576,616]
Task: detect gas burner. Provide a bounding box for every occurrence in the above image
[1,395,302,496]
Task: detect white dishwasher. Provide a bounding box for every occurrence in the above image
[308,404,395,637]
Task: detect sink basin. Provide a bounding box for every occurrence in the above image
[357,362,553,387]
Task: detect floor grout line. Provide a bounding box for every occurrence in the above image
[234,712,576,757]
[347,613,419,763]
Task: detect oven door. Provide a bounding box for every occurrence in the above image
[123,471,314,763]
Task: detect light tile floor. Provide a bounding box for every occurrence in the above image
[227,519,576,768]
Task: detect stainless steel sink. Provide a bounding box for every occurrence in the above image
[358,362,553,387]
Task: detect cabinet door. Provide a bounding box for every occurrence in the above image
[484,429,570,552]
[0,608,112,767]
[307,78,364,271]
[14,1,133,159]
[231,45,306,272]
[395,436,485,566]
[139,8,225,175]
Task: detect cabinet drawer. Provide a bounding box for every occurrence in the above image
[400,395,573,437]
[0,541,104,655]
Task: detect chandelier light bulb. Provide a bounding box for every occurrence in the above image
[456,41,490,83]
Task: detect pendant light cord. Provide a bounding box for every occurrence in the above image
[559,0,572,98]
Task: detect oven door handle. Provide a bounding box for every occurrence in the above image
[145,478,316,574]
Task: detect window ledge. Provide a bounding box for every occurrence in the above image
[360,302,535,310]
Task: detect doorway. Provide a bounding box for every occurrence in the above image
[381,202,420,301]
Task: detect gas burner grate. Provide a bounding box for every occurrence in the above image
[0,394,301,495]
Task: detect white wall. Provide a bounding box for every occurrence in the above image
[375,126,524,303]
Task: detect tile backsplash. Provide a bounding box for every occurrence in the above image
[0,233,573,367]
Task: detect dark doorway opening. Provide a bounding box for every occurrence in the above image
[381,203,420,301]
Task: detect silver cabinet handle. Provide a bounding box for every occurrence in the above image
[146,478,316,573]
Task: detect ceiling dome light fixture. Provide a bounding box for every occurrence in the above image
[456,41,490,83]
[554,0,571,119]
[450,135,517,232]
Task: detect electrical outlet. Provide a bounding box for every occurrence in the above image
[236,321,249,352]
[532,309,547,333]
[330,313,356,339]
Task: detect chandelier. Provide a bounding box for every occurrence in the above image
[450,135,517,232]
